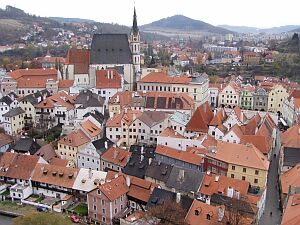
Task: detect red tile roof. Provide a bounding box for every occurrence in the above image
[58,129,90,147]
[99,175,129,201]
[58,80,74,88]
[155,145,203,165]
[186,102,213,132]
[139,72,191,84]
[96,69,122,89]
[101,147,132,167]
[65,48,90,74]
[241,135,271,155]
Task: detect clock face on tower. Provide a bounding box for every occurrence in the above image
[134,38,137,41]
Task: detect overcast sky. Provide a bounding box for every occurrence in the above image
[0,0,299,28]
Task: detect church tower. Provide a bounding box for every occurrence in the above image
[130,7,141,76]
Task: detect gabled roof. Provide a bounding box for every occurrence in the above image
[95,69,122,89]
[281,194,300,225]
[186,101,213,132]
[145,160,173,183]
[159,127,184,139]
[137,111,168,128]
[101,147,132,167]
[0,152,17,177]
[6,154,40,180]
[98,175,129,201]
[35,144,57,162]
[11,137,40,155]
[209,108,227,126]
[241,113,261,135]
[0,133,13,148]
[155,145,203,166]
[281,125,300,148]
[75,90,104,108]
[281,164,300,195]
[90,34,132,65]
[3,107,25,117]
[139,72,191,84]
[32,163,79,189]
[207,142,269,171]
[10,68,58,80]
[80,119,101,138]
[199,173,250,197]
[241,135,271,155]
[226,124,244,139]
[0,96,13,106]
[58,129,90,147]
[166,167,204,193]
[65,48,90,74]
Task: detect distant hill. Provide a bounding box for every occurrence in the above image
[219,24,300,34]
[0,5,169,45]
[49,17,95,23]
[141,15,234,37]
[290,27,300,33]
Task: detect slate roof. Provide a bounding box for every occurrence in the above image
[75,90,104,108]
[90,34,132,65]
[0,96,13,106]
[146,187,193,213]
[19,94,39,105]
[283,147,300,167]
[83,110,105,124]
[11,137,40,155]
[145,160,173,183]
[166,167,204,193]
[3,107,25,117]
[92,137,114,155]
[123,156,150,179]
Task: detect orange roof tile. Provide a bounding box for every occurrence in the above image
[10,68,58,80]
[58,80,74,88]
[159,127,184,138]
[209,109,227,126]
[281,164,300,195]
[281,194,300,225]
[186,102,213,132]
[139,72,191,84]
[155,145,203,165]
[281,125,300,148]
[58,129,90,147]
[96,69,122,89]
[199,174,250,197]
[65,49,90,74]
[32,163,79,189]
[208,142,269,171]
[241,135,271,155]
[80,119,101,138]
[99,175,129,201]
[101,147,132,167]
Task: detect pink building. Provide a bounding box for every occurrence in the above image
[87,175,129,224]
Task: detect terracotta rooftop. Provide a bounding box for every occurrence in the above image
[208,142,269,171]
[32,163,79,189]
[101,147,132,167]
[0,152,17,177]
[156,145,203,165]
[10,68,58,80]
[139,72,191,84]
[95,69,122,89]
[186,101,213,132]
[65,48,90,74]
[58,79,74,88]
[98,175,129,201]
[209,109,227,126]
[281,194,300,225]
[159,127,185,139]
[58,129,90,147]
[80,119,101,138]
[281,163,300,195]
[0,133,13,148]
[241,135,271,155]
[281,124,300,148]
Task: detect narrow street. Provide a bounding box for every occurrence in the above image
[259,129,282,225]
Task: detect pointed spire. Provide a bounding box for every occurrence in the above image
[132,6,139,35]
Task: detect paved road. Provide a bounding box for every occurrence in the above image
[259,129,282,225]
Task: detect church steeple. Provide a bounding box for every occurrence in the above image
[132,7,139,36]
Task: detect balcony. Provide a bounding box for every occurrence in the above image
[36,111,51,115]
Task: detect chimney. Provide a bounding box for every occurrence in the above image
[218,206,225,222]
[178,169,185,180]
[126,176,131,187]
[113,148,119,159]
[104,141,108,149]
[215,175,220,182]
[176,192,181,204]
[88,168,93,179]
[148,158,152,166]
[227,186,234,198]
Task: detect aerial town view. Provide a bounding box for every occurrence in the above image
[0,0,300,224]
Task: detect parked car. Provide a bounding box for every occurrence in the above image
[70,214,80,223]
[36,206,48,212]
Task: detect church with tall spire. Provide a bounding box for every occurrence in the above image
[130,7,141,77]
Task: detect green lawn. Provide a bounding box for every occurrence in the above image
[71,203,88,216]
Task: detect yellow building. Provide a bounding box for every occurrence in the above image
[57,129,91,167]
[267,84,288,114]
[3,107,25,136]
[207,142,269,188]
[18,95,38,127]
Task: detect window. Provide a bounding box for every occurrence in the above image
[243,168,246,173]
[231,165,235,170]
[102,208,105,214]
[254,178,258,184]
[255,170,259,175]
[114,208,118,214]
[242,176,246,181]
[231,174,234,178]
